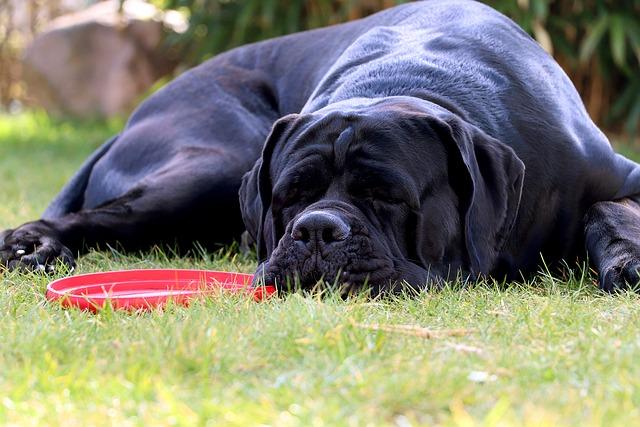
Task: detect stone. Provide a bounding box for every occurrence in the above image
[22,0,185,118]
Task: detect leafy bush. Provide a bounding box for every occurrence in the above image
[156,0,639,134]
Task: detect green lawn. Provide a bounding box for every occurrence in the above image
[1,113,640,426]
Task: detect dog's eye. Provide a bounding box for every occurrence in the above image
[381,196,405,205]
[364,193,405,206]
[273,175,327,209]
[272,183,326,222]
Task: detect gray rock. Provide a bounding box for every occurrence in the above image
[22,0,185,118]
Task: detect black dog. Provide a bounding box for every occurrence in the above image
[2,0,640,292]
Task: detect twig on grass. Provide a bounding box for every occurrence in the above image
[350,321,475,339]
[445,342,485,355]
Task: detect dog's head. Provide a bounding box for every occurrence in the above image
[240,97,524,293]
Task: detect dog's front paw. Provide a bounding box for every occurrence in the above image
[0,221,75,273]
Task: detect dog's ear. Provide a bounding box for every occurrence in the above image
[433,116,525,276]
[239,114,299,260]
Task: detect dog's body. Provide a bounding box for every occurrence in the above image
[2,0,640,291]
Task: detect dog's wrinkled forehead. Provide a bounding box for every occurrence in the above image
[269,98,449,196]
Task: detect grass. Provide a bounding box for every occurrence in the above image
[2,113,640,426]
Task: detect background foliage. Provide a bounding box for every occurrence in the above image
[155,0,640,135]
[1,0,638,134]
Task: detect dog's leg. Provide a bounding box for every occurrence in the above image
[584,197,640,291]
[0,151,248,271]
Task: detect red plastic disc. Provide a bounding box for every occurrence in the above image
[46,269,276,312]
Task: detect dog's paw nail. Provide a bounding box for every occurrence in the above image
[36,264,46,272]
[15,249,25,256]
[47,265,55,273]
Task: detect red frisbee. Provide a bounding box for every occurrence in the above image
[46,269,276,312]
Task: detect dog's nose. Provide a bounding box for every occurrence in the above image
[291,211,350,246]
